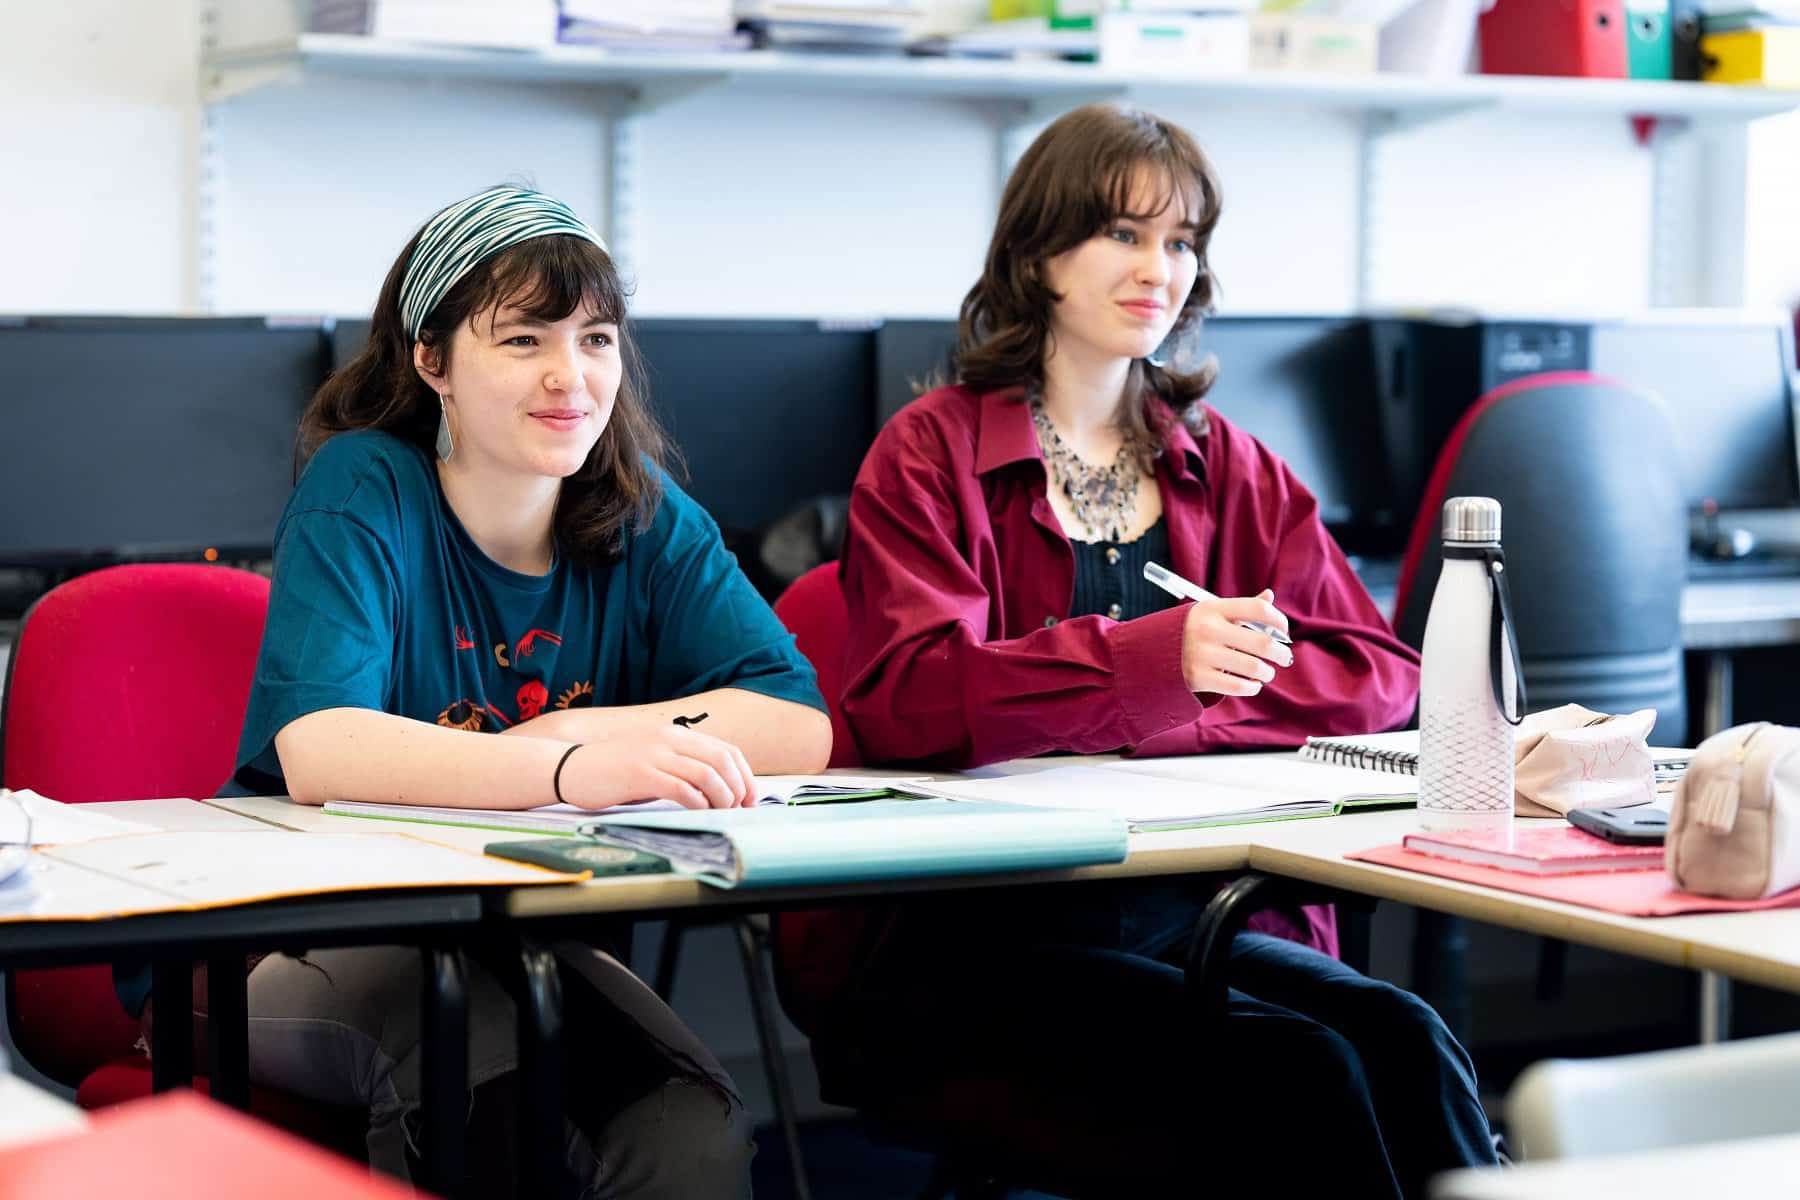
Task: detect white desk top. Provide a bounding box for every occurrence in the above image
[1432,1132,1800,1199]
[1242,808,1800,995]
[0,1075,87,1152]
[202,790,1259,918]
[201,771,1800,996]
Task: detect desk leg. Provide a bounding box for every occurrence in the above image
[1703,652,1735,739]
[516,943,564,1200]
[1699,970,1732,1045]
[150,961,193,1093]
[1410,910,1472,1045]
[734,917,813,1200]
[205,955,250,1110]
[420,947,469,1200]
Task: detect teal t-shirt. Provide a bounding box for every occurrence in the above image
[228,428,824,794]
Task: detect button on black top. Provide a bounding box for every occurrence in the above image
[1069,517,1178,623]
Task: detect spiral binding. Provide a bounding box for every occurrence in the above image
[1299,738,1419,776]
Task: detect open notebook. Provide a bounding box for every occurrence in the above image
[321,775,928,837]
[919,756,1416,832]
[1302,731,1694,783]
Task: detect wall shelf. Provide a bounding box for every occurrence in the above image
[207,33,1800,125]
[194,24,1800,313]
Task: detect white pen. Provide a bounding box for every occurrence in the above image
[1143,561,1293,647]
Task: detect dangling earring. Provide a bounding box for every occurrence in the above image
[435,395,454,463]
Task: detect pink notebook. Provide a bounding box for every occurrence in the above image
[1401,826,1663,875]
[1349,844,1800,917]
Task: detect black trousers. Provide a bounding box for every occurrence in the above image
[824,884,1497,1199]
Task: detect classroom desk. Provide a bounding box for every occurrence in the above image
[1430,1131,1800,1199]
[0,800,484,1196]
[1239,809,1800,995]
[206,784,1800,996]
[207,771,1800,1197]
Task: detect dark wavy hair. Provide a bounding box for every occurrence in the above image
[955,103,1224,453]
[301,229,668,564]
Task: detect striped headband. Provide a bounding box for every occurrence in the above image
[399,185,607,341]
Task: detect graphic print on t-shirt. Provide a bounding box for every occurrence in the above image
[436,623,591,729]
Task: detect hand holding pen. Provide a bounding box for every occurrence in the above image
[1144,561,1294,698]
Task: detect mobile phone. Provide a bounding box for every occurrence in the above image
[1568,805,1669,846]
[487,839,671,876]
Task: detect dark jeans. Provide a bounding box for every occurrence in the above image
[823,883,1496,1199]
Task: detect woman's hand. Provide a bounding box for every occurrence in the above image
[1180,589,1294,698]
[558,724,758,810]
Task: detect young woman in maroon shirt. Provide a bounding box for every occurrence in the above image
[818,105,1496,1198]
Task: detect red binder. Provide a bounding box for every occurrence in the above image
[1480,0,1629,78]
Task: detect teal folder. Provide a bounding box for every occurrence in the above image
[1627,0,1673,79]
[579,798,1129,889]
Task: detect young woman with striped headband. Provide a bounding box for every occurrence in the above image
[215,185,830,1195]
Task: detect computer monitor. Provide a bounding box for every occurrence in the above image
[0,317,326,566]
[333,317,880,537]
[1587,315,1800,511]
[629,319,877,536]
[1194,316,1400,555]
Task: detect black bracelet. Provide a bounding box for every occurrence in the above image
[553,743,584,805]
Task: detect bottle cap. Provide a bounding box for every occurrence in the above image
[1442,496,1501,544]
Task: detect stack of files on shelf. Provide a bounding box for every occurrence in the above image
[919,756,1415,832]
[581,797,1129,887]
[929,1,1259,65]
[558,1,752,51]
[736,0,930,51]
[307,0,561,49]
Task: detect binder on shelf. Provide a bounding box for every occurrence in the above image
[1701,25,1800,85]
[1626,0,1674,78]
[1479,0,1629,79]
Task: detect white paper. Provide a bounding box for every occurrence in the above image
[1116,755,1416,801]
[0,789,160,846]
[38,831,576,911]
[920,765,1332,828]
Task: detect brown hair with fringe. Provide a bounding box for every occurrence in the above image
[955,103,1224,455]
[301,230,669,564]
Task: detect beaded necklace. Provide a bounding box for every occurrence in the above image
[1030,397,1143,544]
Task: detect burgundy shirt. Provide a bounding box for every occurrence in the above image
[840,384,1421,768]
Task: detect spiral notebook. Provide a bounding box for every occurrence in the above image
[1301,731,1694,783]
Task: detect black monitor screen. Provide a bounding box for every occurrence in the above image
[1195,317,1399,553]
[1588,317,1799,510]
[631,319,876,535]
[334,317,879,536]
[0,319,324,565]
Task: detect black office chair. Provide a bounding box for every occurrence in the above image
[1390,371,1688,1032]
[1393,371,1687,738]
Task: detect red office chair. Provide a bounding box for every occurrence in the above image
[0,564,363,1157]
[769,565,1196,1198]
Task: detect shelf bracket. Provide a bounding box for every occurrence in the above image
[606,76,726,283]
[202,49,305,106]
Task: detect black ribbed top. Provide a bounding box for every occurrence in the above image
[1069,518,1179,623]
